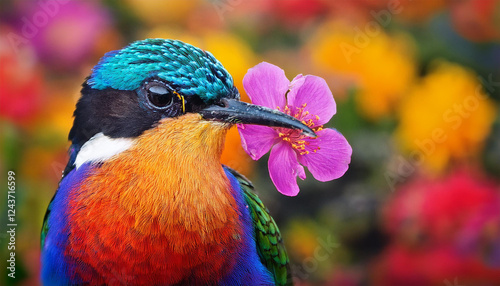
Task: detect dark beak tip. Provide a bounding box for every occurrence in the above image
[303,130,317,138]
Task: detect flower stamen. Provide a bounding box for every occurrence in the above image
[277,104,323,155]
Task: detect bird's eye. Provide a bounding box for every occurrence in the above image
[146,84,173,108]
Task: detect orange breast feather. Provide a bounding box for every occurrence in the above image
[66,114,243,285]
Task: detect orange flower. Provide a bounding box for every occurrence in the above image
[395,61,497,172]
[308,21,416,121]
[397,0,446,22]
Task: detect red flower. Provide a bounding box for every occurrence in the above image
[0,34,42,125]
[384,169,499,243]
[377,169,500,285]
[450,0,500,42]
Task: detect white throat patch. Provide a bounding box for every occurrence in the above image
[74,133,134,169]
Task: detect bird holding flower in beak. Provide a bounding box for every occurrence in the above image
[40,39,350,285]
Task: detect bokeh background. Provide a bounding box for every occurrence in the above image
[1,0,500,285]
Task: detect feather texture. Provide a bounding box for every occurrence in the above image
[226,168,293,286]
[41,114,275,285]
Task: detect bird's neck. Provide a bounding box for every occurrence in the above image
[79,114,240,235]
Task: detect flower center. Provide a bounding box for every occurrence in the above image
[277,103,323,155]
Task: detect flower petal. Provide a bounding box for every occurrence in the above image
[243,62,289,109]
[287,75,336,125]
[298,128,352,181]
[237,124,277,160]
[268,142,306,196]
[289,74,305,91]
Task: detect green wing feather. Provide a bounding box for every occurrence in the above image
[40,194,55,248]
[226,167,293,286]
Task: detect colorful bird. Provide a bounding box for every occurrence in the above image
[40,39,316,285]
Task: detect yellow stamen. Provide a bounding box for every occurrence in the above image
[276,104,323,155]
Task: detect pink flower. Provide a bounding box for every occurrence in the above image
[237,62,352,196]
[25,1,111,70]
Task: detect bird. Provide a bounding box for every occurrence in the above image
[40,38,316,285]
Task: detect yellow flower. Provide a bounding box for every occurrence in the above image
[125,0,202,26]
[308,21,416,121]
[284,219,323,259]
[396,61,497,172]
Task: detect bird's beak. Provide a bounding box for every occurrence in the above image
[199,98,316,137]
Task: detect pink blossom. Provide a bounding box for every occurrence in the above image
[237,62,352,196]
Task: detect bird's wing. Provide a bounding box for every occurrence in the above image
[226,167,293,286]
[41,149,77,248]
[41,148,75,248]
[41,194,55,248]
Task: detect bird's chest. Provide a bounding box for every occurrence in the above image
[65,161,244,285]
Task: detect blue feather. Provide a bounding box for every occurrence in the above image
[88,39,234,102]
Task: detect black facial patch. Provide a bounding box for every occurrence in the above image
[68,83,163,149]
[63,77,239,176]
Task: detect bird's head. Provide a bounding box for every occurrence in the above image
[66,39,314,174]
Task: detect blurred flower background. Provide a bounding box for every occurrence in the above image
[1,0,500,285]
